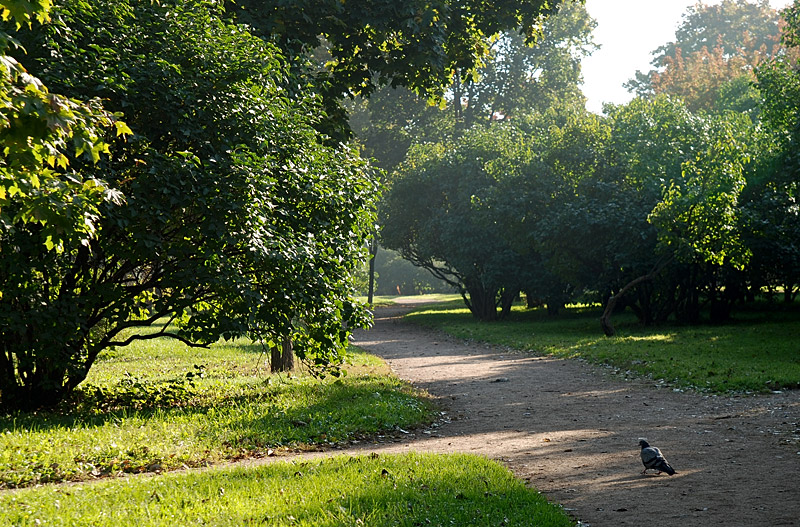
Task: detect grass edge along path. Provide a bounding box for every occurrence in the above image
[0,348,436,490]
[406,301,800,394]
[0,452,575,527]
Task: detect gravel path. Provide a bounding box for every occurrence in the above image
[346,302,800,527]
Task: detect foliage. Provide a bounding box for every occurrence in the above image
[230,0,562,141]
[408,301,800,394]
[0,332,433,489]
[376,3,799,333]
[746,0,800,303]
[0,453,574,526]
[380,123,535,320]
[0,0,379,412]
[626,0,789,113]
[232,0,560,102]
[70,365,206,413]
[349,0,597,172]
[456,0,598,127]
[0,0,128,256]
[648,112,752,269]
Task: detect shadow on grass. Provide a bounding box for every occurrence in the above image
[0,374,435,489]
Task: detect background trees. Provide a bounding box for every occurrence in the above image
[626,0,789,113]
[233,0,559,140]
[745,0,800,303]
[380,125,533,320]
[380,1,800,328]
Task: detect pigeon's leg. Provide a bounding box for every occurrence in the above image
[641,468,648,474]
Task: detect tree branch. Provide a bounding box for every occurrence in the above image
[107,330,211,349]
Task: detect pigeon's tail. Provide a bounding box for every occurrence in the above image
[656,460,676,475]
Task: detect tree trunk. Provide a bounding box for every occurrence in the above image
[465,283,499,321]
[271,337,294,373]
[601,261,669,336]
[523,290,541,309]
[367,239,378,305]
[499,288,519,319]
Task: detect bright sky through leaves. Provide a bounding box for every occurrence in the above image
[581,0,792,113]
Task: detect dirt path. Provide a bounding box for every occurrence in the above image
[346,302,800,527]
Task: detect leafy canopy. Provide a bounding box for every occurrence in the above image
[0,0,378,411]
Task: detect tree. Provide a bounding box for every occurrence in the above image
[744,0,800,302]
[0,0,129,255]
[596,96,756,334]
[456,0,597,127]
[232,0,559,100]
[380,124,532,320]
[626,0,788,113]
[1,0,378,412]
[231,0,562,140]
[0,0,133,410]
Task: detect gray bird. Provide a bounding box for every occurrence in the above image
[638,438,676,475]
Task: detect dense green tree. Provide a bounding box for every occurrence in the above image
[744,0,800,302]
[597,96,757,333]
[456,0,597,127]
[349,0,595,173]
[1,0,378,411]
[380,124,532,320]
[0,0,128,256]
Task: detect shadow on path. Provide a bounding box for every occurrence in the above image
[346,302,800,527]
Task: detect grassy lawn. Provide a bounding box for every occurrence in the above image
[0,332,434,489]
[407,300,800,394]
[0,452,573,526]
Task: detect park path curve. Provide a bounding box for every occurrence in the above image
[346,301,800,527]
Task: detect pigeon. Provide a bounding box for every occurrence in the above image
[638,438,676,475]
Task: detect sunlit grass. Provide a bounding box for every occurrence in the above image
[356,294,463,309]
[0,453,574,527]
[407,301,800,394]
[0,336,434,489]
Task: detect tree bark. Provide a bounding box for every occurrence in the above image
[466,284,499,321]
[499,288,519,319]
[367,239,378,305]
[271,337,294,373]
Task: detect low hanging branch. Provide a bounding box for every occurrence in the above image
[600,258,671,337]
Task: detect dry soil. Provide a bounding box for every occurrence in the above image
[344,301,800,527]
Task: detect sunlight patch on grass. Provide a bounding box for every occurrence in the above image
[619,334,677,343]
[0,337,435,490]
[408,302,800,394]
[0,453,573,527]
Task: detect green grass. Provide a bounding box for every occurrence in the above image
[407,301,800,394]
[0,453,573,527]
[0,332,434,489]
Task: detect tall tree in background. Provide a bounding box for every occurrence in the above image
[626,0,788,113]
[380,124,534,321]
[232,0,561,139]
[457,0,597,127]
[357,0,594,302]
[745,0,800,302]
[350,0,595,168]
